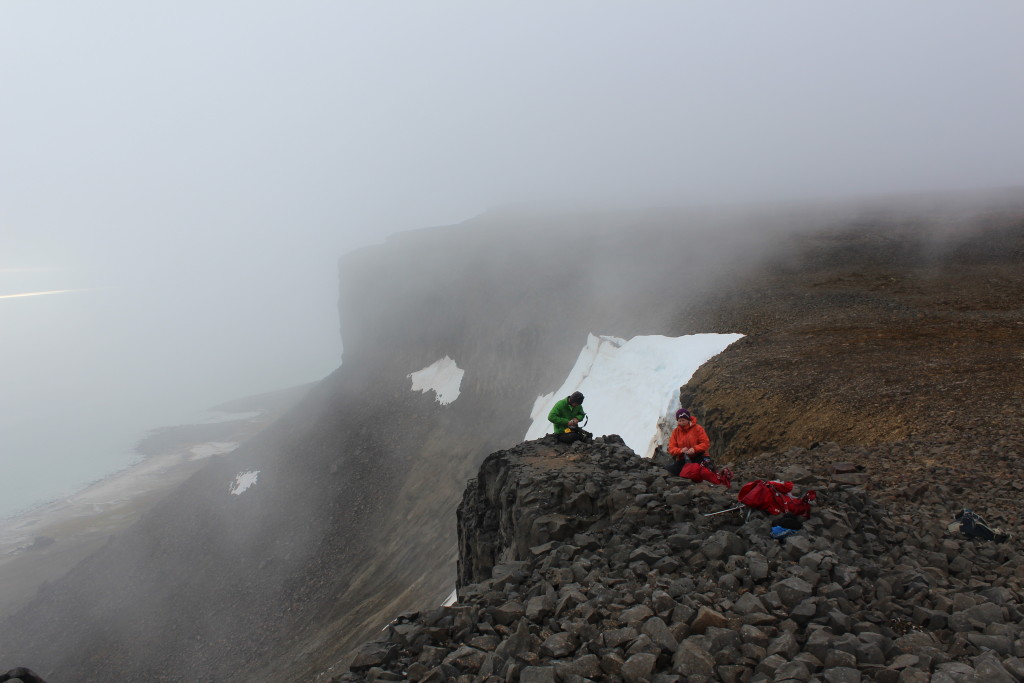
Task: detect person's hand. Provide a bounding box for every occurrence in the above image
[569,418,579,427]
[684,448,694,455]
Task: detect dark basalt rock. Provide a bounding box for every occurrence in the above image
[335,436,1024,682]
[0,668,47,683]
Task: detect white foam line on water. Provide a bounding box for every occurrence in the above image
[0,439,245,553]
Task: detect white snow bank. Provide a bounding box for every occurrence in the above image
[408,356,464,405]
[526,333,743,458]
[229,471,260,496]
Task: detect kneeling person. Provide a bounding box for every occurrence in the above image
[549,391,587,443]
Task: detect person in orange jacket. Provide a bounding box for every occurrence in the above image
[666,408,710,476]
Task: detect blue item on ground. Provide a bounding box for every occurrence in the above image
[770,526,799,540]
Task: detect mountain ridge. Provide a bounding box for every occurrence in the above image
[0,195,1022,681]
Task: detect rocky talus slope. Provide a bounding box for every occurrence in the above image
[334,436,1023,683]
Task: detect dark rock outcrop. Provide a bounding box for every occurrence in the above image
[0,668,47,683]
[336,435,1024,682]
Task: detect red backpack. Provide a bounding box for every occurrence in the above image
[737,479,816,517]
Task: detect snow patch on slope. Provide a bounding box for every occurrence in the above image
[409,356,464,405]
[526,333,743,458]
[229,471,259,496]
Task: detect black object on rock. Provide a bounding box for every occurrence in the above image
[775,512,805,531]
[555,426,592,444]
[0,667,48,683]
[953,509,1011,543]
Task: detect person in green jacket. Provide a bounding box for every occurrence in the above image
[548,391,586,434]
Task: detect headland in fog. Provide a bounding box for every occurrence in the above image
[1,192,1022,681]
[0,384,310,619]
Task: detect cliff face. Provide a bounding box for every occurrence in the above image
[1,197,1022,682]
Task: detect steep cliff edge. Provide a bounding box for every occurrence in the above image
[334,435,1024,681]
[1,197,1022,681]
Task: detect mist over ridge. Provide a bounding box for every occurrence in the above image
[1,1,1023,678]
[0,191,1021,680]
[3,1,1024,520]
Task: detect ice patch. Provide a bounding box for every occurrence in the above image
[408,356,464,405]
[443,588,458,606]
[526,333,743,458]
[229,471,260,496]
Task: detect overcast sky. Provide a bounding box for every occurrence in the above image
[1,1,1023,512]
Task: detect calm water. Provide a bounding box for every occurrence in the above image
[0,279,339,518]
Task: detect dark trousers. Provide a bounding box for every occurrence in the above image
[665,454,706,476]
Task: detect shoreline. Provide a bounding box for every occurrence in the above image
[0,383,312,619]
[0,436,241,618]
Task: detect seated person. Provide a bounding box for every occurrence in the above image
[666,408,710,476]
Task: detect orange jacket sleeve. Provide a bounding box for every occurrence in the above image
[692,425,710,455]
[668,427,685,456]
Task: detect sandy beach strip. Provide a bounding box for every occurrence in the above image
[0,441,236,617]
